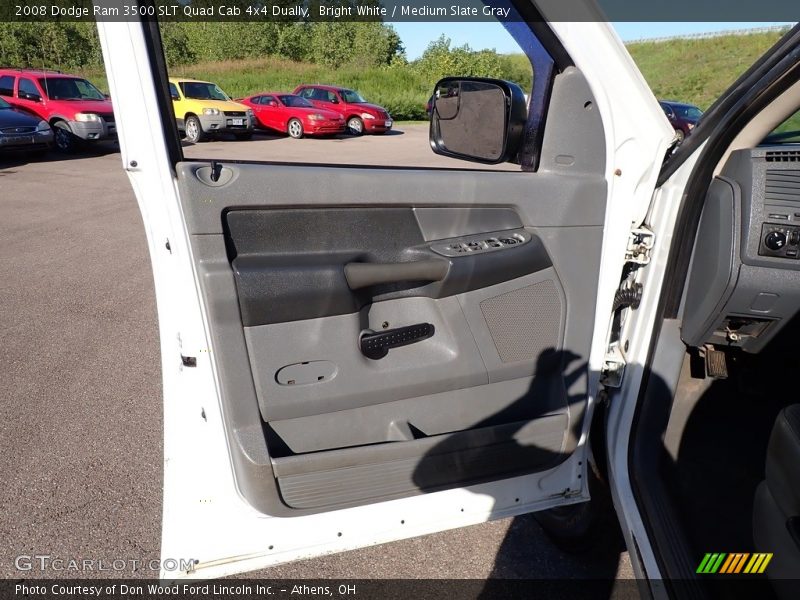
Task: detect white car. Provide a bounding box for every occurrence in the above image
[97,7,799,597]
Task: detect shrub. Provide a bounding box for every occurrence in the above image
[0,22,101,71]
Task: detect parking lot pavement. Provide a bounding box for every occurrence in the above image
[0,137,632,586]
[183,123,519,170]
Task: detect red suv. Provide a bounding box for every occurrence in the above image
[0,68,115,152]
[293,84,392,135]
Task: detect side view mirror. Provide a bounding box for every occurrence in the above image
[21,92,41,102]
[171,94,179,101]
[267,101,277,107]
[330,97,339,104]
[429,77,527,164]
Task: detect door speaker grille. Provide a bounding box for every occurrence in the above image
[479,280,562,363]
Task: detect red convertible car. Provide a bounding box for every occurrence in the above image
[238,93,345,139]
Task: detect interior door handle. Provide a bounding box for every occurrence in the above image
[360,323,435,359]
[344,260,449,290]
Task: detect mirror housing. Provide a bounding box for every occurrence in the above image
[429,77,527,164]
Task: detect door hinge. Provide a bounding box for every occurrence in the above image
[600,343,626,388]
[625,226,655,266]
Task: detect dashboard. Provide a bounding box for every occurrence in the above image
[682,146,800,352]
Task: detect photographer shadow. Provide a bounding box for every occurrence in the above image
[411,348,631,599]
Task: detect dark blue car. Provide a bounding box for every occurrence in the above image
[0,96,53,156]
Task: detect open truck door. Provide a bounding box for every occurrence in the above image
[95,1,673,580]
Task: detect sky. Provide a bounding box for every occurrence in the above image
[394,22,796,60]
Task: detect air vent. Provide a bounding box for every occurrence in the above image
[765,150,800,162]
[765,169,800,203]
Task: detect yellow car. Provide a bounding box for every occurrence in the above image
[168,77,254,143]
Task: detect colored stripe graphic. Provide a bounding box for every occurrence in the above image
[698,552,773,574]
[720,554,734,573]
[719,553,731,573]
[710,553,726,573]
[758,554,773,573]
[733,553,750,573]
[719,554,736,573]
[697,553,727,573]
[697,554,714,573]
[743,554,759,573]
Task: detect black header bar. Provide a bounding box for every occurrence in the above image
[2,0,799,22]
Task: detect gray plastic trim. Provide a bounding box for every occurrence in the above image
[177,165,606,236]
[344,259,449,289]
[178,66,608,515]
[457,268,566,383]
[681,178,741,347]
[246,295,489,422]
[681,148,800,351]
[274,414,568,510]
[429,230,532,257]
[267,374,566,455]
[537,66,606,177]
[727,148,800,270]
[225,209,553,326]
[413,207,523,240]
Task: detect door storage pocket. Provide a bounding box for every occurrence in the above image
[271,413,568,510]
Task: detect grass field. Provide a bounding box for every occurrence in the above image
[82,57,438,120]
[80,29,791,121]
[626,30,788,109]
[171,57,436,120]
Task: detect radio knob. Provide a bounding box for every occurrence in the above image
[765,231,788,251]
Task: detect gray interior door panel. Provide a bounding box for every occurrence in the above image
[175,67,607,515]
[266,372,566,455]
[273,413,568,510]
[225,208,553,326]
[247,294,489,421]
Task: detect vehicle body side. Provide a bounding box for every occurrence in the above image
[168,77,254,136]
[293,84,393,134]
[0,69,115,145]
[0,96,53,152]
[660,100,702,138]
[240,93,346,136]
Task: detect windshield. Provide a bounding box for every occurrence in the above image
[180,81,230,101]
[340,89,366,103]
[0,97,10,109]
[278,95,312,108]
[673,105,703,120]
[762,110,800,145]
[39,77,105,101]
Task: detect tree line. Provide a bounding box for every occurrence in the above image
[0,22,530,85]
[0,22,532,120]
[0,21,405,70]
